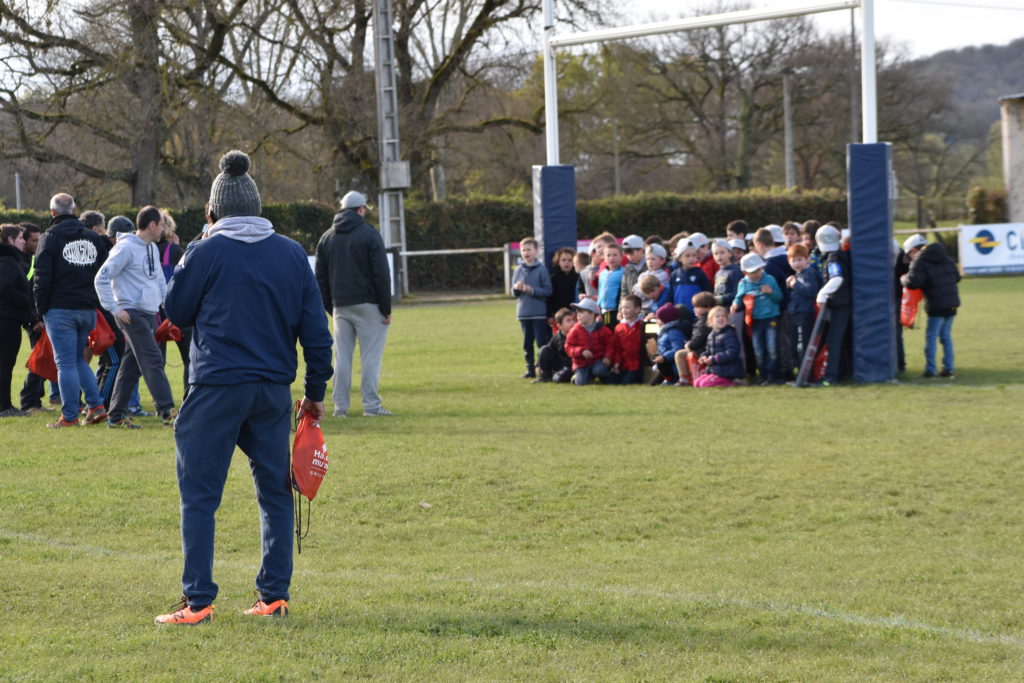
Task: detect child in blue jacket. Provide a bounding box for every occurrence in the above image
[785,243,822,375]
[668,243,711,312]
[651,303,692,386]
[731,252,782,385]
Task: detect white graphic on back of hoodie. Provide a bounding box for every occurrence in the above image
[63,239,97,266]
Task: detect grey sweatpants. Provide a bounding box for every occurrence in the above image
[331,303,389,414]
[110,309,175,418]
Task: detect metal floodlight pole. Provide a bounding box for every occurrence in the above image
[14,171,21,210]
[860,0,878,143]
[548,1,860,47]
[542,0,560,165]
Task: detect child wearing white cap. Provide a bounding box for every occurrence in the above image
[731,252,783,384]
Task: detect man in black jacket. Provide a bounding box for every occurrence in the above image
[314,191,392,417]
[901,240,960,378]
[33,193,110,427]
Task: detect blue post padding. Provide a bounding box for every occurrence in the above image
[532,165,577,266]
[847,143,896,383]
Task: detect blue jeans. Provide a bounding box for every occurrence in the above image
[174,381,293,608]
[573,360,611,385]
[751,317,779,382]
[43,309,102,422]
[924,315,954,375]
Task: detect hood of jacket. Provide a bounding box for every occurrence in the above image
[207,215,275,243]
[0,241,24,262]
[920,241,949,264]
[332,209,366,234]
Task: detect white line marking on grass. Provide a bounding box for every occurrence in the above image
[5,527,1022,648]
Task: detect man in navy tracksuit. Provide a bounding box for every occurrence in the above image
[156,150,333,625]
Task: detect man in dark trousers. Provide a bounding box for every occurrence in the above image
[156,150,333,625]
[32,193,110,427]
[315,191,392,418]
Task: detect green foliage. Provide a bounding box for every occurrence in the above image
[966,186,1007,225]
[1,191,847,291]
[0,209,49,229]
[2,277,1024,679]
[403,190,847,290]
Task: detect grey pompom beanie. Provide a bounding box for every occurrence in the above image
[209,150,261,218]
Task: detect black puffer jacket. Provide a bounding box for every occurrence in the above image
[902,242,960,316]
[0,242,32,324]
[314,209,391,317]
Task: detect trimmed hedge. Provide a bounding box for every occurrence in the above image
[1,191,849,290]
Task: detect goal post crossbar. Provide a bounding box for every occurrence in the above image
[541,0,877,165]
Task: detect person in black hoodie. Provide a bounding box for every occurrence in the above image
[315,191,392,417]
[33,193,110,427]
[0,225,33,417]
[901,239,960,378]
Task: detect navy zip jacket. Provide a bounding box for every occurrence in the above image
[315,209,391,317]
[703,325,744,379]
[787,267,822,316]
[165,217,333,401]
[33,214,109,316]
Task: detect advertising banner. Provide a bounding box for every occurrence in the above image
[958,223,1024,275]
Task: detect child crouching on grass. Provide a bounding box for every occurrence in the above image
[535,307,576,383]
[651,303,691,386]
[695,306,744,387]
[565,298,619,386]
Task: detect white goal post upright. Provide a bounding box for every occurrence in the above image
[539,0,878,165]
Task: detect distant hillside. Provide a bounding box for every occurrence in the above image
[914,37,1024,127]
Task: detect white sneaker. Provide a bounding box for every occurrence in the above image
[332,410,347,418]
[363,407,391,417]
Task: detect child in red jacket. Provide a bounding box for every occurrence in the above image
[565,299,618,385]
[613,295,644,384]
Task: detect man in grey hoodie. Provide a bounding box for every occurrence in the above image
[93,206,176,428]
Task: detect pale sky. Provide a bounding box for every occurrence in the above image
[621,0,1024,58]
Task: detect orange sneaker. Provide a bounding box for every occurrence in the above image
[154,598,214,625]
[83,405,109,425]
[244,598,288,617]
[47,416,80,428]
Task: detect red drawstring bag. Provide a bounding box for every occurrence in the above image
[901,288,923,328]
[27,328,59,382]
[291,401,328,552]
[155,318,182,343]
[742,293,756,337]
[88,310,116,355]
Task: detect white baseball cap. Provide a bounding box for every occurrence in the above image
[767,224,785,244]
[816,225,841,253]
[621,234,644,250]
[687,232,709,249]
[903,234,927,252]
[727,238,747,251]
[571,298,600,315]
[645,243,667,259]
[740,252,767,273]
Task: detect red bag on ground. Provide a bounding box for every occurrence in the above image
[88,310,116,355]
[292,403,328,501]
[155,318,182,343]
[27,328,58,383]
[813,345,829,382]
[901,288,923,328]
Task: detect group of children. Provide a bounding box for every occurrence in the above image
[512,218,960,387]
[512,217,866,387]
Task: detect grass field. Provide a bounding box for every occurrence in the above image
[2,276,1023,681]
